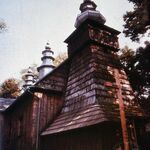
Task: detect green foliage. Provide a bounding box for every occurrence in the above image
[123,0,150,108]
[123,0,150,41]
[0,78,21,98]
[119,46,135,68]
[120,44,150,107]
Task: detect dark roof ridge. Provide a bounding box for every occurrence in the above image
[4,86,63,113]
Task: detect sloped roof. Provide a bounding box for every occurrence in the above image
[4,86,62,113]
[41,100,146,136]
[40,47,148,136]
[42,104,110,135]
[0,98,16,112]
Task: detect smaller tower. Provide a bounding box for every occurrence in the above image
[23,67,34,89]
[37,43,55,79]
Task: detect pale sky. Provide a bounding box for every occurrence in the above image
[0,0,140,83]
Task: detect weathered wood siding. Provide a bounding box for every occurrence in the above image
[3,93,63,150]
[0,114,4,150]
[41,123,120,150]
[38,94,63,132]
[4,94,37,150]
[63,46,96,113]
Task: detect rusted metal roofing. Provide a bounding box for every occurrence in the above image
[0,98,16,111]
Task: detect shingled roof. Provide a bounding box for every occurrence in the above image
[41,21,147,135]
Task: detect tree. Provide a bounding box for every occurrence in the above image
[53,52,68,66]
[120,43,150,108]
[123,0,150,41]
[122,0,150,108]
[0,19,6,33]
[0,78,21,98]
[119,46,135,68]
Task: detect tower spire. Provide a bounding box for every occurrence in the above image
[37,43,55,79]
[23,67,34,89]
[75,0,106,28]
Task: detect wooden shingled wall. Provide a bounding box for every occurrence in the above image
[3,93,63,150]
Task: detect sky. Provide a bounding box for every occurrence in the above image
[0,0,141,83]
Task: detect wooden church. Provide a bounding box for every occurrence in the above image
[1,0,150,150]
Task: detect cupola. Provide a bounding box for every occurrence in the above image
[37,43,55,79]
[75,0,106,28]
[23,67,34,89]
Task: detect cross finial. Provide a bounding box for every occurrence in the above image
[27,67,33,73]
[80,0,97,12]
[45,42,51,50]
[84,0,89,1]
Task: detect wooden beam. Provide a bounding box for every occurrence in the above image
[114,69,130,150]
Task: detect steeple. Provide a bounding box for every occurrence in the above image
[75,0,106,28]
[23,67,34,89]
[37,43,55,79]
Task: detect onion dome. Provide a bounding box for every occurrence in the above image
[75,0,106,28]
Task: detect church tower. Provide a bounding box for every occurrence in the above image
[63,0,141,149]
